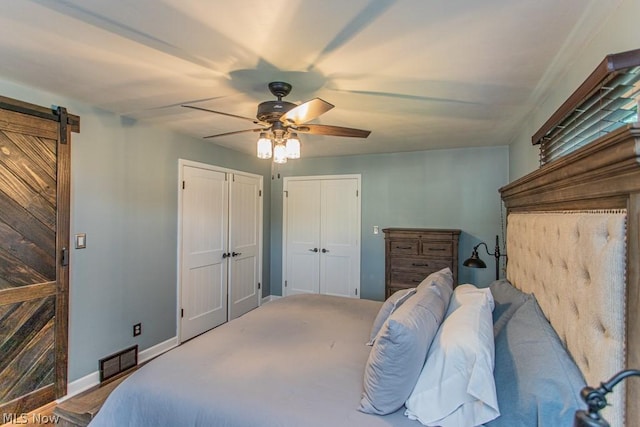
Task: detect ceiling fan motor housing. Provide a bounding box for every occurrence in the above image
[257,100,296,123]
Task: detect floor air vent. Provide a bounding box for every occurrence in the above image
[99,344,138,383]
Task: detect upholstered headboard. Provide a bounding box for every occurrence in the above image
[506,211,626,425]
[500,124,640,426]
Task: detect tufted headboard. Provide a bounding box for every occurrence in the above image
[506,211,626,425]
[500,124,640,426]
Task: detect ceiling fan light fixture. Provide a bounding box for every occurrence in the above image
[273,142,288,164]
[286,133,300,159]
[256,133,272,159]
[188,82,370,162]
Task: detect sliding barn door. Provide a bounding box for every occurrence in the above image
[0,97,78,413]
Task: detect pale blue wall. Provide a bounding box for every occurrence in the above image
[270,146,509,300]
[0,78,271,382]
[508,0,640,181]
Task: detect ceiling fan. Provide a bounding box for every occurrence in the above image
[182,81,371,162]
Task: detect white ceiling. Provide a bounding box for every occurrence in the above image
[0,0,616,158]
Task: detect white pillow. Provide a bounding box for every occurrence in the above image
[405,284,499,427]
[446,283,495,315]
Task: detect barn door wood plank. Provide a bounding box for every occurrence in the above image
[0,222,55,280]
[0,248,51,288]
[0,109,58,140]
[54,120,71,397]
[0,131,57,206]
[0,95,80,133]
[2,316,55,402]
[0,282,56,306]
[0,296,55,402]
[0,165,56,231]
[1,131,57,180]
[0,191,55,258]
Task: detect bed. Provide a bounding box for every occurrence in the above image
[90,124,639,427]
[89,294,421,427]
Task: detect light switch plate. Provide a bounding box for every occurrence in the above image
[373,225,379,235]
[75,233,86,249]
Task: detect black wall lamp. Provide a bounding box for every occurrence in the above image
[463,235,506,280]
[574,369,640,426]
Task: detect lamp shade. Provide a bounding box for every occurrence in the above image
[463,249,487,268]
[286,133,300,159]
[256,133,272,159]
[273,142,288,164]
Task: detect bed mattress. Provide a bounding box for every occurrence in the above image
[89,294,420,427]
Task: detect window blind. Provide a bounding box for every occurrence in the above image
[533,49,640,166]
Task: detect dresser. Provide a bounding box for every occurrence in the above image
[383,228,460,298]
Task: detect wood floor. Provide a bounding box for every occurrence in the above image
[1,371,132,427]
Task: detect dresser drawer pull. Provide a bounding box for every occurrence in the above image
[412,262,429,267]
[426,247,447,251]
[396,246,412,249]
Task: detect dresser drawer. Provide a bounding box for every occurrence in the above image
[390,270,438,286]
[391,257,451,272]
[421,241,453,257]
[388,239,419,255]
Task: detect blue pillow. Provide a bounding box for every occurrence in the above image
[489,279,531,336]
[417,267,453,293]
[367,288,416,345]
[486,297,586,427]
[359,278,453,415]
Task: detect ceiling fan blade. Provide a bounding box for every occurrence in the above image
[296,124,371,138]
[280,98,334,125]
[182,105,268,126]
[203,128,263,139]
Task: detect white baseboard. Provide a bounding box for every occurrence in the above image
[261,295,281,304]
[62,371,99,401]
[60,336,179,402]
[138,336,178,364]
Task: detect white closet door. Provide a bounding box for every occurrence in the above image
[228,173,260,320]
[283,176,360,298]
[284,180,321,295]
[180,166,228,341]
[320,178,360,297]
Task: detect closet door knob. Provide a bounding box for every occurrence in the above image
[222,252,230,259]
[321,248,329,253]
[232,252,242,257]
[309,248,319,252]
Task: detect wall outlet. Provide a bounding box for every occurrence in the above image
[133,323,141,337]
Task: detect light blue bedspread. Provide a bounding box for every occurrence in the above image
[89,294,420,427]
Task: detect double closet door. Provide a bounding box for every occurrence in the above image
[179,162,262,342]
[283,175,360,298]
